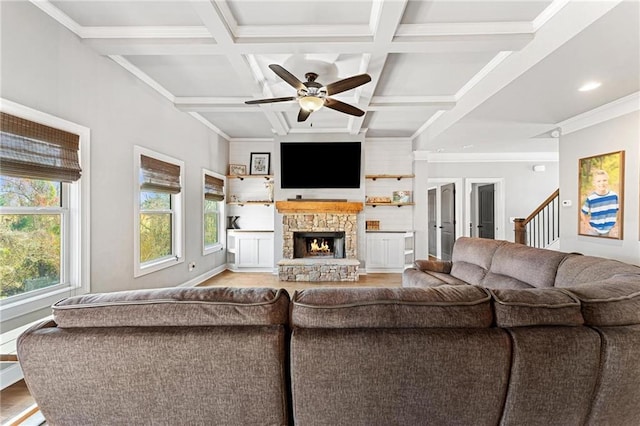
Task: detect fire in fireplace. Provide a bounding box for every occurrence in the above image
[293,232,345,259]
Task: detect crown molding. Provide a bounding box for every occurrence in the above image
[557,91,640,135]
[414,151,559,163]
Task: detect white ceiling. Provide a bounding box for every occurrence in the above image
[34,0,639,152]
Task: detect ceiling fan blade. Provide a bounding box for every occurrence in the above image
[297,108,311,122]
[269,64,305,91]
[245,96,297,105]
[324,98,365,117]
[325,73,372,96]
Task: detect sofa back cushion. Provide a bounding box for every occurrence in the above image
[555,254,640,287]
[291,286,493,329]
[490,288,584,327]
[450,237,505,285]
[18,287,292,425]
[482,243,568,289]
[564,279,640,326]
[52,286,290,327]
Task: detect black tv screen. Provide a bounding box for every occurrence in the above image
[280,142,361,189]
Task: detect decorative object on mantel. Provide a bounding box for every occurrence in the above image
[229,164,246,176]
[393,191,412,204]
[366,196,391,204]
[250,152,270,175]
[366,220,380,230]
[265,179,274,202]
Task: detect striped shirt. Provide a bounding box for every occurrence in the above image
[581,191,619,234]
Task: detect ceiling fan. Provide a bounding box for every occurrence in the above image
[245,64,371,122]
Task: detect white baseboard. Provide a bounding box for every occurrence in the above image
[179,264,227,287]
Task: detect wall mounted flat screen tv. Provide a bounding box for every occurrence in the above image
[280,142,361,189]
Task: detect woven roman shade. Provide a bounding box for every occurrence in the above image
[0,112,82,182]
[140,154,181,194]
[204,175,224,201]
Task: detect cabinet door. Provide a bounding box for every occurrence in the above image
[366,235,387,268]
[256,235,274,267]
[385,236,404,269]
[236,236,259,266]
[367,233,405,270]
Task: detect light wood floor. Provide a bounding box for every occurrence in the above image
[198,270,402,294]
[1,379,37,424]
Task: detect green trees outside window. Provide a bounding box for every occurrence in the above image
[139,191,172,263]
[204,199,219,248]
[0,177,62,299]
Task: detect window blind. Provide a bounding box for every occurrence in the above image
[204,175,224,201]
[0,112,82,182]
[140,154,181,194]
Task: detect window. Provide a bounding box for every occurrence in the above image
[203,170,225,255]
[134,146,184,277]
[0,100,90,322]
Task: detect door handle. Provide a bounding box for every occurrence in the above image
[477,225,484,228]
[439,226,443,229]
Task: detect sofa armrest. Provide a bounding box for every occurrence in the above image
[414,259,453,274]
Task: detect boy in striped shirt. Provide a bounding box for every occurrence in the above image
[580,169,619,237]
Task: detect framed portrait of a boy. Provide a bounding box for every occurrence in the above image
[578,150,624,239]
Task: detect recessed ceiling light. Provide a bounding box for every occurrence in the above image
[463,144,474,149]
[578,81,601,92]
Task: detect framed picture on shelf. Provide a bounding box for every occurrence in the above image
[229,164,247,176]
[578,150,624,239]
[250,152,270,175]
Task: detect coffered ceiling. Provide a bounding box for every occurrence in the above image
[33,0,639,152]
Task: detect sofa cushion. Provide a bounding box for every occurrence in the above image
[564,278,640,326]
[555,254,640,287]
[52,287,290,328]
[402,267,449,287]
[490,288,583,327]
[482,272,534,290]
[449,237,505,285]
[483,243,569,288]
[291,286,493,329]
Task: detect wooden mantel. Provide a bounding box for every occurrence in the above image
[275,201,364,214]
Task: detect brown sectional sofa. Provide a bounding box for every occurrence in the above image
[17,238,640,425]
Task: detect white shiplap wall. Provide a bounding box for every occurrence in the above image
[364,139,414,232]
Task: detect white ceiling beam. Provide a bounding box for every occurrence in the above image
[423,0,624,143]
[395,22,533,37]
[191,0,288,136]
[84,36,532,56]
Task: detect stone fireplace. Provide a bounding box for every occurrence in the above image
[276,201,362,282]
[293,231,345,259]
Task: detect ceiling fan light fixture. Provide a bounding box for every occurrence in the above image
[299,96,324,112]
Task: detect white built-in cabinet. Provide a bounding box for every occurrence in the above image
[227,230,274,272]
[366,231,414,273]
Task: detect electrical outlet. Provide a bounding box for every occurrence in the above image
[188,261,196,271]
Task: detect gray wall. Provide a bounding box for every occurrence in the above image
[559,111,639,265]
[425,159,560,240]
[1,2,229,301]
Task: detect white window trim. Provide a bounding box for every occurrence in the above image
[133,145,185,277]
[0,98,91,322]
[202,168,225,256]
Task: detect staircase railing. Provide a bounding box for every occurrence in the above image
[514,189,560,248]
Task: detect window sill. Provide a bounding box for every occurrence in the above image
[203,243,224,256]
[135,256,184,278]
[0,286,78,322]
